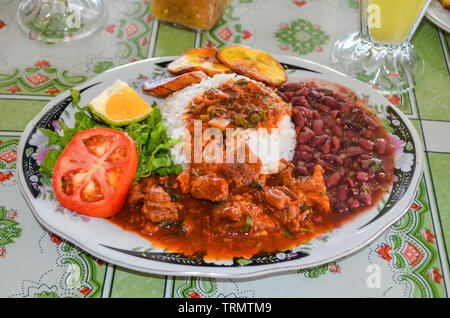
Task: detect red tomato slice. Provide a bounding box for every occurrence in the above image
[52,128,138,218]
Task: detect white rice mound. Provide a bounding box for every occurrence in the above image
[241,114,296,174]
[158,73,296,174]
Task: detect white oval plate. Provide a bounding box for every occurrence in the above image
[426,0,450,33]
[17,55,424,279]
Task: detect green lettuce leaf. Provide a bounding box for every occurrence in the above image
[38,89,181,183]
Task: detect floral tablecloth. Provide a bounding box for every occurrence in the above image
[0,0,449,298]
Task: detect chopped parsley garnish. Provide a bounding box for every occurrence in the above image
[248,179,264,191]
[234,116,250,129]
[240,214,253,233]
[236,78,248,85]
[166,189,179,202]
[368,158,383,171]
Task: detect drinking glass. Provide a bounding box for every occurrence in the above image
[331,0,432,94]
[17,0,107,44]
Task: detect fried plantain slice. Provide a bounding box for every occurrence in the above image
[142,71,208,97]
[167,48,232,77]
[217,45,287,86]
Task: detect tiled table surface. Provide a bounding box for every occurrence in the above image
[0,0,449,298]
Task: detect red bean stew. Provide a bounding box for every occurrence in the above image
[277,80,395,217]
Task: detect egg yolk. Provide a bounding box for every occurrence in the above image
[105,86,151,121]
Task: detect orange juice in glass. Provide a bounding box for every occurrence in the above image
[368,0,429,45]
[331,0,431,94]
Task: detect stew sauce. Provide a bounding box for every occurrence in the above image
[109,79,395,260]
